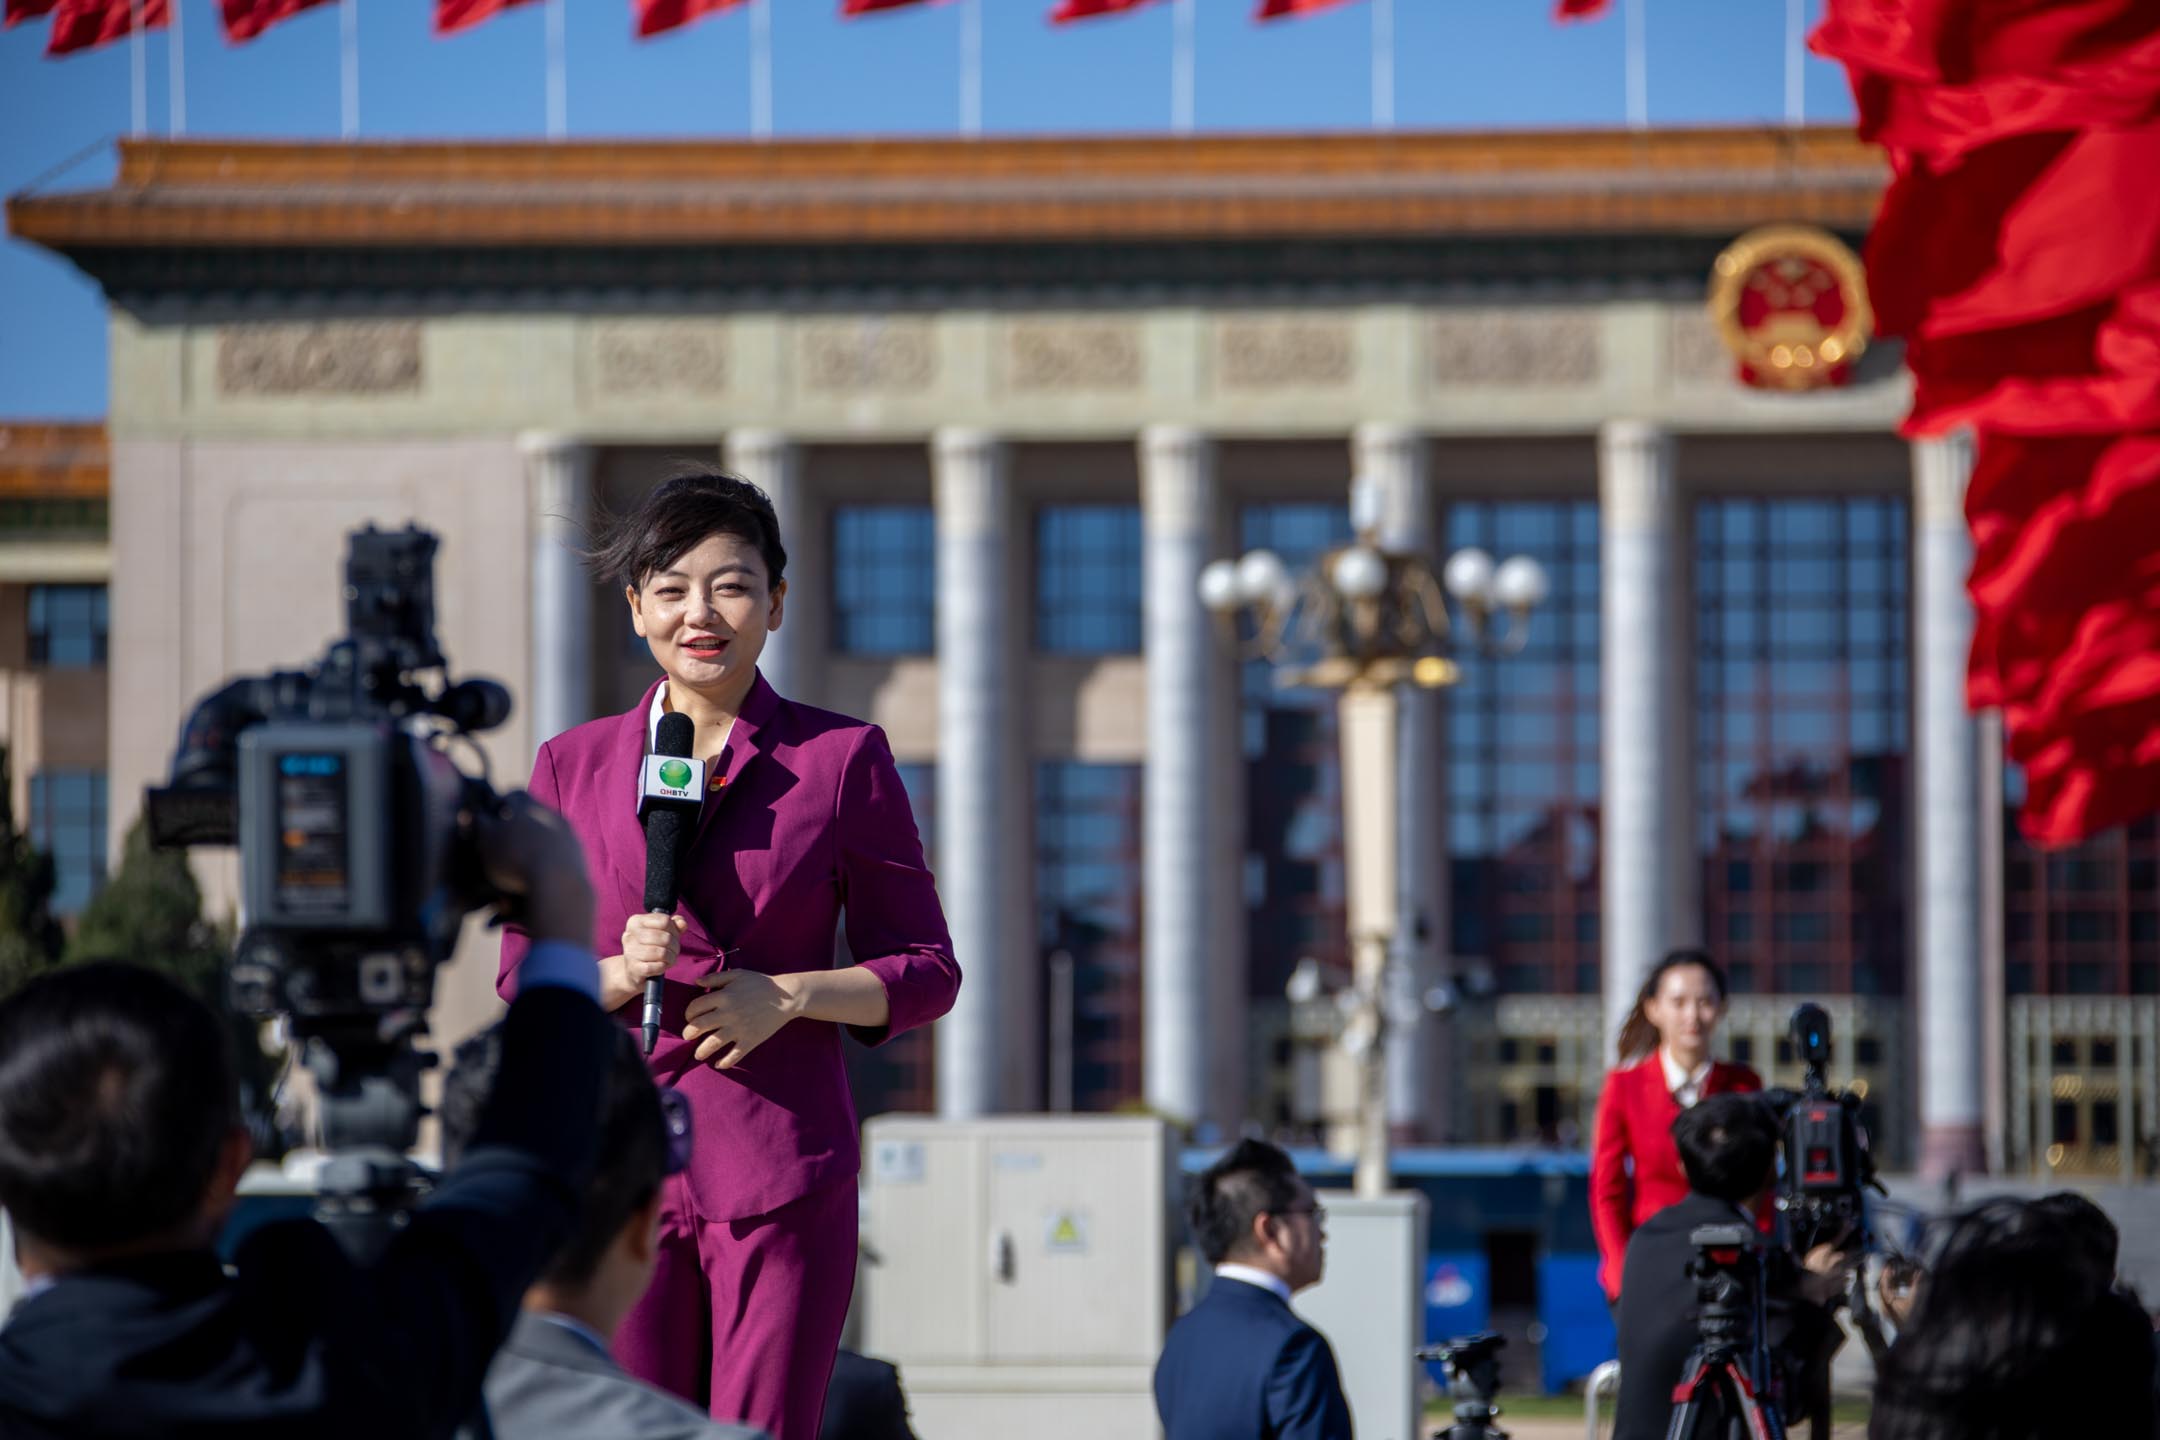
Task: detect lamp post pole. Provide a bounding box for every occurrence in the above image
[1201,513,1545,1200]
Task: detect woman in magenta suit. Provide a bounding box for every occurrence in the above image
[498,469,960,1440]
[1589,949,1760,1302]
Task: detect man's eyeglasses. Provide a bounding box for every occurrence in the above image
[659,1087,694,1176]
[1275,1201,1327,1225]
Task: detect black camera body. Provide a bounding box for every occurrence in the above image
[147,526,510,1026]
[1763,1003,1879,1255]
[145,526,513,1251]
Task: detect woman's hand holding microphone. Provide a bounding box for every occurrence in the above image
[601,912,686,1014]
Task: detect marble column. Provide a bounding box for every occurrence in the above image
[934,428,1022,1118]
[1915,432,1987,1177]
[1356,422,1452,1142]
[1599,421,1681,1062]
[520,433,594,751]
[724,429,807,702]
[1141,424,1231,1131]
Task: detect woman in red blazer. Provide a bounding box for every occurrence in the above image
[1589,949,1760,1301]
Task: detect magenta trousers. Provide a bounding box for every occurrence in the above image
[612,1171,857,1440]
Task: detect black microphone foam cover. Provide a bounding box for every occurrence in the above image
[654,710,696,759]
[643,807,682,912]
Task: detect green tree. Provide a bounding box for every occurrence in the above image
[0,744,64,996]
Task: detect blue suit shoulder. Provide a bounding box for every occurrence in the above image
[1156,1280,1351,1440]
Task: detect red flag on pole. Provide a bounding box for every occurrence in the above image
[5,0,60,27]
[1555,0,1609,19]
[841,0,940,13]
[1255,0,1354,18]
[1050,0,1157,22]
[636,0,742,38]
[1814,0,2160,845]
[220,0,334,43]
[436,0,537,34]
[45,0,165,54]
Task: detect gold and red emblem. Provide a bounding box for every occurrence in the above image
[1707,225,1872,391]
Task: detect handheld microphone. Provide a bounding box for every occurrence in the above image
[638,711,704,1055]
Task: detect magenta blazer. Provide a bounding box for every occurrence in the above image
[499,672,959,1222]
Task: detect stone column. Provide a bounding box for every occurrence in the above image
[1915,432,1987,1177]
[1599,421,1680,1062]
[934,429,1020,1119]
[724,429,807,702]
[520,433,594,751]
[1141,425,1230,1130]
[1356,422,1451,1141]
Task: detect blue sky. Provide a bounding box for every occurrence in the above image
[0,0,1857,419]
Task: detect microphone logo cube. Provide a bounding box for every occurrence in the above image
[659,758,693,790]
[639,753,707,808]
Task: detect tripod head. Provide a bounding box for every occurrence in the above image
[1416,1331,1509,1440]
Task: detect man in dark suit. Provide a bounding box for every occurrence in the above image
[441,1021,767,1440]
[1154,1138,1352,1440]
[1612,1095,1853,1440]
[0,794,614,1440]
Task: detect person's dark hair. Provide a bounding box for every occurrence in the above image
[585,466,787,595]
[1870,1198,2155,1440]
[1615,948,1728,1063]
[1187,1138,1306,1266]
[0,961,241,1251]
[440,1022,669,1289]
[2029,1190,2118,1283]
[1671,1093,1777,1204]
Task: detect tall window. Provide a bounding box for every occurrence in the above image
[27,585,107,668]
[1035,504,1142,654]
[30,770,106,914]
[1240,503,1355,1002]
[832,505,936,655]
[1446,500,1602,995]
[844,762,939,1117]
[1694,497,1910,996]
[2003,774,2160,996]
[1036,761,1144,1111]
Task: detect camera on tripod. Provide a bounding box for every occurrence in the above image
[145,524,514,1254]
[1763,1003,1881,1254]
[1415,1331,1508,1440]
[1666,1222,1783,1440]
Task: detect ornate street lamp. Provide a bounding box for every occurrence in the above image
[1199,491,1547,1196]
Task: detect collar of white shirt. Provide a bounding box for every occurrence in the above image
[1659,1047,1714,1105]
[646,683,734,757]
[1214,1263,1293,1304]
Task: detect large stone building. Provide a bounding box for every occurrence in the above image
[7,126,2157,1178]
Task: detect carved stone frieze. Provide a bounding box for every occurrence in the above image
[1005,319,1142,392]
[798,319,936,394]
[215,322,422,397]
[589,319,729,397]
[1668,307,1735,384]
[1215,315,1354,390]
[1427,307,1599,387]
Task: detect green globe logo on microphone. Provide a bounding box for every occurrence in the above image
[659,759,693,790]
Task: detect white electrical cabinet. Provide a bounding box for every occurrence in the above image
[860,1115,1174,1440]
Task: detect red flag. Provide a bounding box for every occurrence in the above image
[220,0,335,43]
[636,0,742,38]
[1555,0,1608,19]
[5,0,60,27]
[45,0,165,54]
[841,0,940,13]
[1050,0,1158,22]
[1816,0,2160,845]
[1255,0,1355,19]
[436,0,536,34]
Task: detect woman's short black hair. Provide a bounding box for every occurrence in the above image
[1186,1138,1305,1266]
[1671,1093,1777,1204]
[585,465,788,594]
[0,962,241,1251]
[1870,1197,2156,1440]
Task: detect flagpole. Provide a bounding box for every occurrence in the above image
[1624,0,1646,130]
[167,0,186,134]
[1371,0,1393,131]
[129,0,146,138]
[545,0,567,141]
[341,0,359,139]
[750,0,772,140]
[1171,0,1194,134]
[1785,0,1804,126]
[960,0,981,138]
